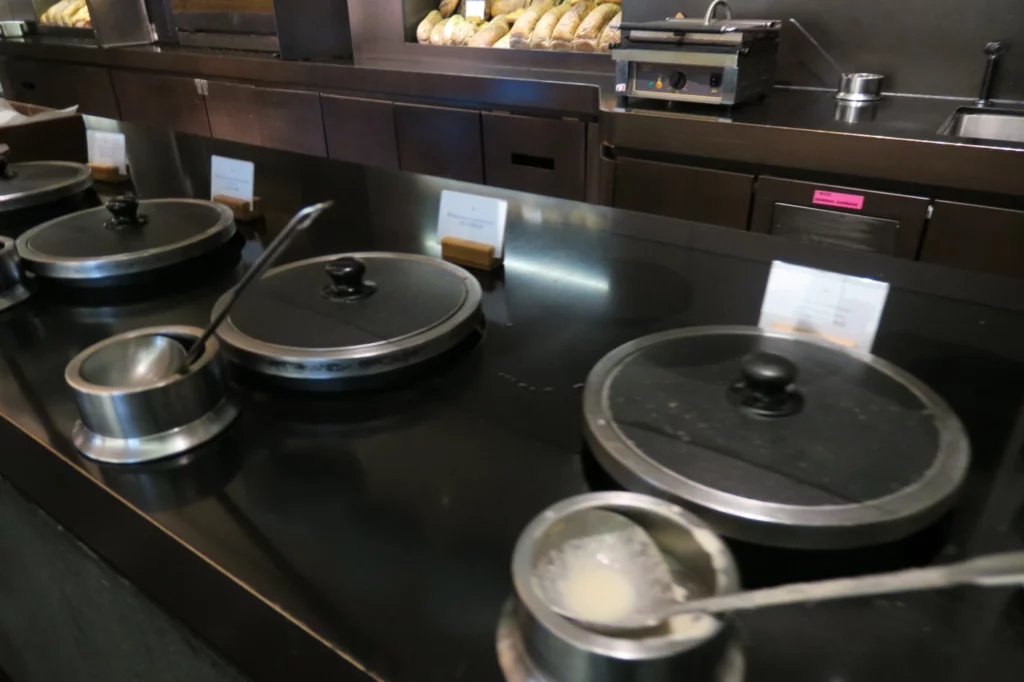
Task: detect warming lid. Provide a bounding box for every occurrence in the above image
[0,151,93,213]
[214,252,483,384]
[583,326,970,550]
[16,195,236,282]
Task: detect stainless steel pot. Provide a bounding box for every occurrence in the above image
[499,492,744,682]
[65,325,238,464]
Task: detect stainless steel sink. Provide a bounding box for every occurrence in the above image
[940,108,1024,144]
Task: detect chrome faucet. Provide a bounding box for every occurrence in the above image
[977,42,1009,107]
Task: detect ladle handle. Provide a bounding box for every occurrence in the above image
[676,551,1024,616]
[180,200,335,370]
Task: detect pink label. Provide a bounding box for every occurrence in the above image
[813,190,865,210]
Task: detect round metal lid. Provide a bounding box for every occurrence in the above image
[16,195,236,282]
[0,155,92,212]
[0,237,30,311]
[215,252,484,383]
[583,326,970,550]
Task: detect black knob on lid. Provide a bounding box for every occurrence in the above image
[323,257,377,301]
[0,148,14,181]
[104,194,148,230]
[728,352,804,418]
[985,41,1009,56]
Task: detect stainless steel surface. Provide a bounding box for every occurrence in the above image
[86,0,154,47]
[65,325,238,464]
[0,160,92,213]
[836,72,884,102]
[17,199,236,282]
[78,334,188,389]
[940,107,1024,144]
[179,200,333,372]
[583,326,971,550]
[507,492,740,682]
[214,252,484,383]
[0,236,29,312]
[977,42,1009,106]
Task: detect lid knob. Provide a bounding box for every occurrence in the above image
[0,147,14,181]
[323,257,377,301]
[105,194,148,230]
[728,352,804,418]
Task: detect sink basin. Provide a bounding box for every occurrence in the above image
[940,107,1024,144]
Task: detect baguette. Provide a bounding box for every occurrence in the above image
[550,1,593,51]
[529,3,572,49]
[469,15,511,46]
[507,0,555,49]
[438,0,460,18]
[572,3,619,51]
[597,13,621,51]
[417,10,444,43]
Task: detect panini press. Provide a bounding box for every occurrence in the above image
[613,0,782,107]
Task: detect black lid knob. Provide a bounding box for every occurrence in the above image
[0,151,12,181]
[323,257,376,301]
[105,194,147,229]
[741,353,798,392]
[985,41,1009,56]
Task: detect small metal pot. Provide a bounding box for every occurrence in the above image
[66,325,238,465]
[836,73,885,102]
[499,492,744,682]
[0,236,31,312]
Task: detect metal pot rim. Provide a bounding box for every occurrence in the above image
[511,491,740,660]
[0,161,93,212]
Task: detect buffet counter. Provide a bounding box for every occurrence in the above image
[1,124,1024,682]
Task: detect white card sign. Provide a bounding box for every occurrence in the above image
[86,131,127,174]
[465,0,487,19]
[758,261,890,352]
[437,190,508,258]
[210,155,255,203]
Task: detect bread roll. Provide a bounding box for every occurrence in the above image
[572,3,619,51]
[429,18,451,45]
[60,0,86,26]
[595,0,621,4]
[439,0,460,18]
[448,17,479,45]
[469,15,511,46]
[494,32,512,48]
[506,8,526,22]
[417,10,444,43]
[598,13,620,51]
[70,5,91,28]
[528,3,572,49]
[507,0,555,48]
[492,0,528,15]
[550,1,593,50]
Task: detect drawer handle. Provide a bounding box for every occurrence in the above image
[511,153,555,171]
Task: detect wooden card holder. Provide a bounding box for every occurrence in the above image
[441,236,502,271]
[88,162,130,184]
[213,194,263,222]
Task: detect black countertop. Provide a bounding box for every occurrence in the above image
[2,129,1024,682]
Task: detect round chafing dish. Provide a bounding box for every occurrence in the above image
[499,492,743,682]
[0,149,92,214]
[0,237,31,312]
[214,252,484,388]
[65,325,239,464]
[17,195,237,287]
[583,326,970,550]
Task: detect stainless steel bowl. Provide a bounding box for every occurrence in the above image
[65,325,239,464]
[499,492,744,682]
[836,73,885,102]
[0,236,30,312]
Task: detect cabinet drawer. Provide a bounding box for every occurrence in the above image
[207,82,326,157]
[751,177,929,258]
[394,103,483,183]
[321,95,398,169]
[2,58,119,119]
[111,71,210,137]
[920,201,1024,279]
[613,158,753,229]
[482,112,586,200]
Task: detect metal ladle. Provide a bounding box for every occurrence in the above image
[120,200,334,387]
[539,509,1024,631]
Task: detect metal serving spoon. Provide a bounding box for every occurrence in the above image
[114,200,334,387]
[539,509,1024,632]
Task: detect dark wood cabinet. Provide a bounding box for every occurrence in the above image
[207,82,326,157]
[482,112,586,201]
[1,58,119,119]
[111,71,210,137]
[613,158,754,230]
[394,103,483,183]
[751,177,930,259]
[321,94,398,169]
[920,201,1024,279]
